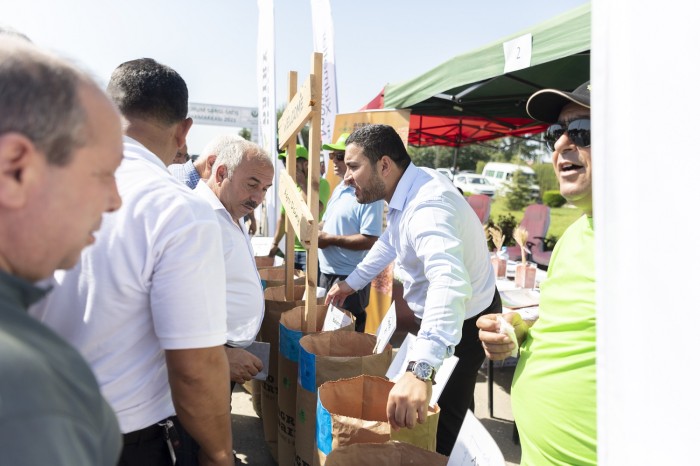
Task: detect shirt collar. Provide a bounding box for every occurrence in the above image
[122,136,169,173]
[0,269,49,310]
[387,162,419,212]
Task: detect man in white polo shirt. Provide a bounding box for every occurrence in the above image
[192,135,274,384]
[31,58,233,466]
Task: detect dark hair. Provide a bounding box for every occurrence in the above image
[345,124,410,170]
[0,38,89,166]
[107,58,188,125]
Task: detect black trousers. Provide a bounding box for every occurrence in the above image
[119,416,200,466]
[435,287,502,456]
[319,272,371,332]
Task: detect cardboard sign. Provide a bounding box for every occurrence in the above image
[373,301,397,354]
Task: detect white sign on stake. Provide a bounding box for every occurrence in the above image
[372,301,397,354]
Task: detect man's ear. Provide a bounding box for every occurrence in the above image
[175,117,194,149]
[379,155,393,177]
[207,155,217,168]
[0,133,38,209]
[215,164,228,183]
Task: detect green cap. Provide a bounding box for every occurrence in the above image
[278,144,308,160]
[322,132,350,151]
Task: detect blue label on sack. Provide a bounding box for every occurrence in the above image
[299,345,316,391]
[279,324,303,362]
[316,393,332,455]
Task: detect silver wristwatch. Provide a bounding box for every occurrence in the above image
[407,360,436,384]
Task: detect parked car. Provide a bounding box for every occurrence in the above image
[435,167,454,180]
[482,162,540,199]
[453,173,496,197]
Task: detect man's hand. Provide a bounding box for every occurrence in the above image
[325,280,355,307]
[247,215,257,236]
[386,372,432,430]
[317,230,330,249]
[225,347,263,384]
[477,312,528,361]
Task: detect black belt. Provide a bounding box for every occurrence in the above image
[122,420,166,445]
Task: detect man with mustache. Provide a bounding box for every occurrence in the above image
[193,135,274,384]
[477,81,595,465]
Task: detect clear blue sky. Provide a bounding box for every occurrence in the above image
[1,0,588,153]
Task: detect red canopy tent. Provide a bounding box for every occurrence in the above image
[359,88,548,148]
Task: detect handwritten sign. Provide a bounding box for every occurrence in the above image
[447,410,505,466]
[278,76,315,147]
[321,304,353,331]
[373,301,397,354]
[278,171,314,245]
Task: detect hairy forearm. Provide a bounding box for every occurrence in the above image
[319,233,378,250]
[166,347,232,464]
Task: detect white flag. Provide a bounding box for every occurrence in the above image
[257,0,277,236]
[310,0,338,157]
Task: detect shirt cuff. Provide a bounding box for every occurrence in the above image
[344,272,365,292]
[407,336,453,371]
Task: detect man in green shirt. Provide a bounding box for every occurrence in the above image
[478,80,595,465]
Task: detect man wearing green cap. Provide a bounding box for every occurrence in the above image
[317,133,384,332]
[268,144,330,271]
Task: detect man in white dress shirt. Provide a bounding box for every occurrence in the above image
[31,58,233,466]
[325,124,501,456]
[192,135,274,384]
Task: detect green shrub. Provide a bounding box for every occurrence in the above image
[504,171,532,210]
[543,190,566,208]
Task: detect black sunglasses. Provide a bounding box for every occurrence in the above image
[544,118,591,151]
[330,151,344,162]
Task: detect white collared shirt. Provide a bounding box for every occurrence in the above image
[345,163,495,369]
[30,137,227,433]
[193,181,264,347]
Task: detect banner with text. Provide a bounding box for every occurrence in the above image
[311,0,338,173]
[257,0,277,236]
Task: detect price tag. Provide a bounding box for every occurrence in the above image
[373,301,397,354]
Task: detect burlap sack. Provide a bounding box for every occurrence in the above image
[315,375,440,465]
[277,305,355,466]
[324,441,448,466]
[294,332,393,466]
[259,284,307,462]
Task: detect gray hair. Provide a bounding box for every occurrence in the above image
[208,135,272,179]
[0,37,91,166]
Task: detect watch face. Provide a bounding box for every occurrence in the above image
[414,361,433,379]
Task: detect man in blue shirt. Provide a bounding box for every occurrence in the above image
[318,133,384,332]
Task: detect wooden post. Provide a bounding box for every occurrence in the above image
[277,52,323,332]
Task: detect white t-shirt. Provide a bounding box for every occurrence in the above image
[193,181,264,347]
[30,137,227,433]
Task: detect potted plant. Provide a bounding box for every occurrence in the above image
[513,226,536,288]
[488,226,507,279]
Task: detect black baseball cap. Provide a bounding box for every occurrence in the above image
[526,80,591,123]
